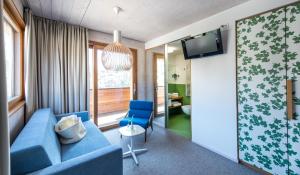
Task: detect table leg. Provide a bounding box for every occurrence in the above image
[122,135,147,166]
[130,136,139,165]
[123,151,131,158]
[134,148,147,155]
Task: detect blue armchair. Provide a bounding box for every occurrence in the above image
[119,100,154,142]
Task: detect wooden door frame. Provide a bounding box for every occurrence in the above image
[89,41,138,127]
[153,53,164,117]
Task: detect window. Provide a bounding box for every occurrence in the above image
[97,49,131,89]
[88,48,131,89]
[4,19,20,99]
[3,3,25,112]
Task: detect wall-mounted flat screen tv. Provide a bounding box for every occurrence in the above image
[181,29,223,59]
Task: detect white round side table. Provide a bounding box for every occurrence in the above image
[119,125,148,165]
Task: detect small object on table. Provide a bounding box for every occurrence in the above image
[119,125,147,166]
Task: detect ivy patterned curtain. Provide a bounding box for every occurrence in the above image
[24,9,88,118]
[0,0,10,174]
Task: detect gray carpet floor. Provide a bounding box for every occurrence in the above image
[103,125,260,175]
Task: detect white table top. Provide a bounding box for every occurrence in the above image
[119,125,145,137]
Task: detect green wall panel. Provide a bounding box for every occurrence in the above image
[168,83,190,105]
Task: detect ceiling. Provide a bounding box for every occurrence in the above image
[23,0,248,42]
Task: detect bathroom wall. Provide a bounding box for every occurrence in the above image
[168,84,190,105]
[168,53,188,84]
[168,52,191,105]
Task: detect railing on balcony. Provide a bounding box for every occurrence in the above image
[89,87,130,117]
[89,86,165,119]
[157,86,165,105]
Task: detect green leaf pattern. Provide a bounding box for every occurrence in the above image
[286,3,300,175]
[237,3,300,175]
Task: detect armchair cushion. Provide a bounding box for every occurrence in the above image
[128,109,152,119]
[119,117,149,129]
[119,100,153,129]
[129,100,153,111]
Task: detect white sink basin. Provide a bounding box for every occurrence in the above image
[181,105,191,115]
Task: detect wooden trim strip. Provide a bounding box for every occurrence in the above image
[287,80,294,120]
[239,160,272,175]
[8,100,25,117]
[131,48,138,99]
[3,0,25,29]
[4,0,25,114]
[92,45,98,126]
[99,123,119,131]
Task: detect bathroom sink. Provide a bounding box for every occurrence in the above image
[181,105,191,115]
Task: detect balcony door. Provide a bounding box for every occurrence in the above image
[153,53,165,117]
[89,41,137,129]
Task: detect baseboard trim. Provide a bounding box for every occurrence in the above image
[191,140,238,163]
[239,160,272,175]
[99,123,119,131]
[153,121,165,128]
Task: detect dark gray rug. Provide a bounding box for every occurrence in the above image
[103,125,260,175]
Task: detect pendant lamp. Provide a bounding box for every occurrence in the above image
[101,7,133,71]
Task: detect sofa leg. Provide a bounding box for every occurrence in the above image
[120,134,122,139]
[144,128,147,142]
[151,123,153,131]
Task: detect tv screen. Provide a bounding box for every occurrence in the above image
[181,29,223,59]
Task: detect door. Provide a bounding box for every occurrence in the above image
[153,53,165,117]
[88,41,137,128]
[237,7,288,174]
[286,3,300,175]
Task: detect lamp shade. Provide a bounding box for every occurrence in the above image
[101,30,133,71]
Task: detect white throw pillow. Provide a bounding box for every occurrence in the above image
[55,115,87,144]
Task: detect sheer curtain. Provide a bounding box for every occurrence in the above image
[0,0,10,174]
[25,9,88,118]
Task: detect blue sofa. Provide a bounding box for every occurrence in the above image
[10,108,122,175]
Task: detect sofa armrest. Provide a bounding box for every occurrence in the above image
[56,111,90,122]
[31,145,123,175]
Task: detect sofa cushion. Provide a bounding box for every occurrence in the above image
[61,121,111,161]
[119,117,149,128]
[10,108,61,175]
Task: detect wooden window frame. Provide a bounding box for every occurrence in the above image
[88,41,138,126]
[3,0,25,115]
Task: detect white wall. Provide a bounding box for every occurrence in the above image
[168,53,189,84]
[9,106,25,144]
[89,30,147,100]
[145,0,297,162]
